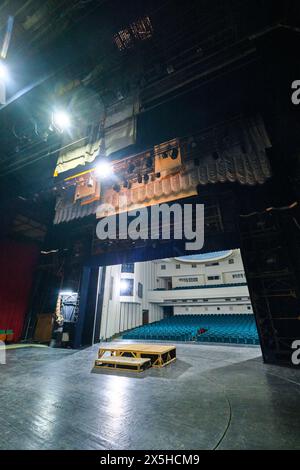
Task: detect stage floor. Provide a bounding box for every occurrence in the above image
[1,341,300,450]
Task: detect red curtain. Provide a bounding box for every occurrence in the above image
[0,241,39,342]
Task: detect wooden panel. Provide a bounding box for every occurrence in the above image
[74,176,97,202]
[34,314,53,343]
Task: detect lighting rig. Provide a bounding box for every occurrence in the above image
[54,138,182,205]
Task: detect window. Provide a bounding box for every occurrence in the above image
[121,263,134,273]
[247,306,251,310]
[229,259,234,264]
[205,262,219,267]
[207,275,220,281]
[191,264,197,268]
[120,279,134,296]
[138,282,143,299]
[232,273,244,279]
[161,265,166,270]
[217,307,220,311]
[176,264,180,269]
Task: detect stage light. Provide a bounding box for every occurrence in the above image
[128,163,135,173]
[171,148,178,159]
[146,157,153,168]
[94,160,113,178]
[52,110,71,132]
[0,61,8,81]
[113,183,121,193]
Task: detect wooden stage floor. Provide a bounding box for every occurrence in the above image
[1,341,300,450]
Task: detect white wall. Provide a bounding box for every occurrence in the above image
[99,261,164,340]
[100,265,121,340]
[119,303,141,332]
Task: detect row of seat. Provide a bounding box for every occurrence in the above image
[122,314,259,345]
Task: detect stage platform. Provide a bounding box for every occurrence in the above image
[97,343,176,369]
[94,356,151,373]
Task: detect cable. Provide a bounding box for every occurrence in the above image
[239,201,298,218]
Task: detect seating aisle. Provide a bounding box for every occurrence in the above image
[122,314,259,345]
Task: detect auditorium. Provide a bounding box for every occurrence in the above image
[0,0,300,453]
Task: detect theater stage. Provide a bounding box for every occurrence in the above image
[1,342,300,450]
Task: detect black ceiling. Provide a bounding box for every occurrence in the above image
[0,0,298,204]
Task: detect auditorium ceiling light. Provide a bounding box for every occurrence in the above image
[95,160,113,178]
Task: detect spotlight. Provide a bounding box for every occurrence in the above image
[52,110,71,132]
[171,148,178,160]
[137,174,143,184]
[128,163,135,173]
[113,183,121,193]
[94,160,113,179]
[0,61,8,81]
[123,179,131,189]
[146,157,153,168]
[143,174,149,183]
